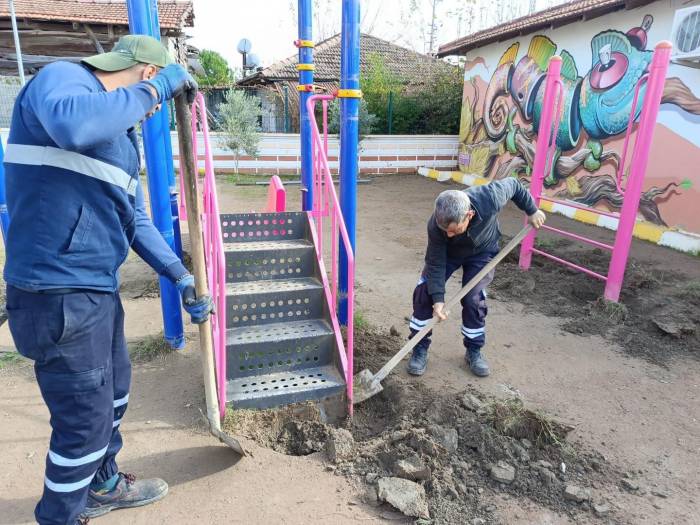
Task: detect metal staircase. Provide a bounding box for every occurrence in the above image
[220,211,347,414]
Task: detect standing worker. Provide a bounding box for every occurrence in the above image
[3,35,212,525]
[408,181,546,377]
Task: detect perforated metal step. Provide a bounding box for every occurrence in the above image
[224,239,316,283]
[226,365,345,409]
[220,212,308,243]
[227,319,333,346]
[225,278,325,329]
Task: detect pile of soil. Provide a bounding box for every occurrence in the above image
[226,325,621,524]
[492,237,700,366]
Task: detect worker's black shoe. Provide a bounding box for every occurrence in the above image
[407,343,429,376]
[81,473,168,518]
[465,347,490,377]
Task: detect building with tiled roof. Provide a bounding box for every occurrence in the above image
[0,0,193,75]
[236,33,457,133]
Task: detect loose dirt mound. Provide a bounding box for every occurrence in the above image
[492,237,699,366]
[225,325,621,524]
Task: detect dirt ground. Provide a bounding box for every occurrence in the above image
[1,174,698,524]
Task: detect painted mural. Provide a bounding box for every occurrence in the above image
[459,14,700,231]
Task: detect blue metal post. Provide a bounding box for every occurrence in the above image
[126,0,185,349]
[148,0,182,259]
[298,0,314,211]
[0,139,10,242]
[338,0,360,325]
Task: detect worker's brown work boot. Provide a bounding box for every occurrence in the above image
[81,472,168,518]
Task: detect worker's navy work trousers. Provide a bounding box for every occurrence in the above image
[6,286,130,525]
[408,250,497,350]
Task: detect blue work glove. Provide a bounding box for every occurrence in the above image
[175,274,213,324]
[146,64,198,105]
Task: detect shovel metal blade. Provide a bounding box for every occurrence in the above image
[210,426,246,456]
[352,368,384,404]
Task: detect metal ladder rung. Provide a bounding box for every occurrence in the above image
[540,225,614,251]
[540,196,619,219]
[532,248,608,281]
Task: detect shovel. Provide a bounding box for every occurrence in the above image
[175,94,246,455]
[353,226,532,404]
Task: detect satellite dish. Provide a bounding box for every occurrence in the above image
[237,38,252,54]
[247,53,261,68]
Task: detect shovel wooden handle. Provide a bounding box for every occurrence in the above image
[372,226,532,384]
[174,94,221,432]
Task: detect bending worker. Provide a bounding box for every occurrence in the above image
[408,181,546,378]
[4,35,212,524]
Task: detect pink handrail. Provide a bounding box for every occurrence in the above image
[306,93,355,416]
[266,175,287,212]
[190,93,227,419]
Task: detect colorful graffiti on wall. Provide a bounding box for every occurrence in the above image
[460,15,700,226]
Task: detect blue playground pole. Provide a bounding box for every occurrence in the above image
[126,0,185,349]
[338,0,360,325]
[298,0,314,211]
[148,0,183,260]
[0,139,10,243]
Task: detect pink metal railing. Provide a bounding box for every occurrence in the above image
[306,94,355,415]
[519,42,672,302]
[188,93,227,419]
[266,175,287,212]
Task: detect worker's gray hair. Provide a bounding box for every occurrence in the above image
[434,190,471,229]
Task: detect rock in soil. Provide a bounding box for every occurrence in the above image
[394,456,431,481]
[539,467,558,487]
[563,484,591,503]
[389,325,401,337]
[593,503,610,517]
[621,478,640,492]
[429,425,459,454]
[325,428,355,463]
[652,318,696,338]
[462,393,485,412]
[377,477,430,519]
[490,461,516,484]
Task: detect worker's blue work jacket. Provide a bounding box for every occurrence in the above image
[3,61,187,292]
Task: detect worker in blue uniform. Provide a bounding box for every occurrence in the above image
[3,35,212,525]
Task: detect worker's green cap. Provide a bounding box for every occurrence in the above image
[82,34,173,72]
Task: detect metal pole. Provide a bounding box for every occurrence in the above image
[0,139,9,242]
[284,84,290,133]
[8,0,25,85]
[146,0,182,259]
[387,91,393,135]
[338,0,360,324]
[126,0,185,349]
[298,0,314,210]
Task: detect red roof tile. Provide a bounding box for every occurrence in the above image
[437,0,654,57]
[0,0,194,30]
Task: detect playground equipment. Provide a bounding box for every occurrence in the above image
[353,227,531,404]
[519,42,672,302]
[126,0,185,348]
[175,2,359,420]
[175,93,245,455]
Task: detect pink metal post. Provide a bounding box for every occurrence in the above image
[605,42,672,301]
[306,93,355,416]
[190,93,228,419]
[519,56,563,270]
[266,175,287,212]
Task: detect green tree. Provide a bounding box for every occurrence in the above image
[326,98,378,139]
[196,49,234,87]
[361,53,403,134]
[217,89,262,175]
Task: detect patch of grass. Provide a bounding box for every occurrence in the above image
[354,310,369,331]
[221,173,299,185]
[488,397,573,447]
[679,279,700,301]
[0,350,24,370]
[593,298,628,323]
[128,333,176,362]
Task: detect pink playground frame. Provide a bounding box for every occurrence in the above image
[306,94,355,415]
[519,42,672,302]
[187,93,228,418]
